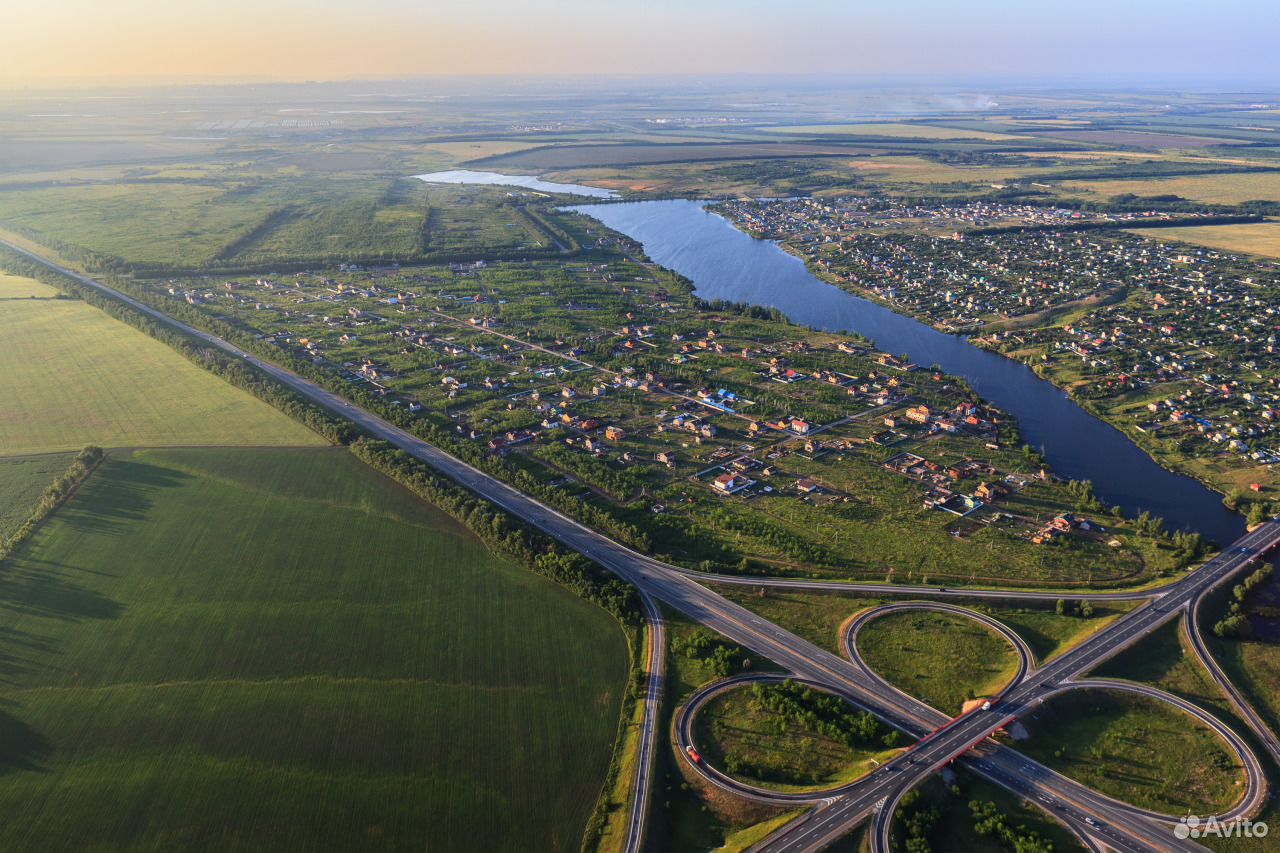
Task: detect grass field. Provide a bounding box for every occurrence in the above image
[0,271,61,298]
[1096,624,1280,853]
[856,611,1019,714]
[1127,220,1280,259]
[997,604,1135,664]
[1017,688,1244,816]
[843,154,1054,186]
[692,684,898,792]
[1062,172,1280,204]
[0,446,627,852]
[0,278,319,455]
[0,452,73,537]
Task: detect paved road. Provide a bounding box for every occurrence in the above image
[687,569,1167,601]
[8,240,1276,853]
[752,521,1280,853]
[623,593,664,853]
[1186,580,1280,770]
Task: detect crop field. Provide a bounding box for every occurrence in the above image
[0,447,627,852]
[1017,688,1244,816]
[855,611,1019,714]
[1127,220,1280,259]
[1025,129,1239,149]
[0,270,61,298]
[765,123,1024,141]
[843,155,1055,186]
[475,142,885,170]
[0,280,318,455]
[1062,171,1280,204]
[0,452,73,537]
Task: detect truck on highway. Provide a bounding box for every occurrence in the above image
[686,745,702,764]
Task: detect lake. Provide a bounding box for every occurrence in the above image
[568,199,1245,545]
[411,169,618,198]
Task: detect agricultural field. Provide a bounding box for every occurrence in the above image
[1127,220,1280,259]
[0,446,627,852]
[0,452,73,537]
[854,611,1019,714]
[764,123,1025,141]
[1016,688,1245,816]
[0,270,319,455]
[473,142,885,171]
[1061,171,1280,204]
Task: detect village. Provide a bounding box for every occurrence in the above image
[144,224,1189,587]
[718,195,1252,332]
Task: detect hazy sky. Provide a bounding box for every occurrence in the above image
[6,0,1279,86]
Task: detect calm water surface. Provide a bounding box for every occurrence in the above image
[570,199,1244,544]
[412,169,618,198]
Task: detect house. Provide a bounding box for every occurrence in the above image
[974,482,1005,502]
[789,419,811,435]
[905,405,932,424]
[795,477,819,494]
[713,473,744,493]
[656,451,676,467]
[605,425,626,441]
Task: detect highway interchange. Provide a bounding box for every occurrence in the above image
[7,238,1280,853]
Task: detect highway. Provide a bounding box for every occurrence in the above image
[7,238,1278,853]
[623,593,664,853]
[750,521,1280,853]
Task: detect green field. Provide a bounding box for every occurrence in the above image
[856,611,1019,714]
[0,452,73,537]
[1017,688,1244,816]
[0,446,628,851]
[692,682,899,792]
[0,276,319,455]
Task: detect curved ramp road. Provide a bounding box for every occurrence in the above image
[7,239,1279,853]
[842,601,1035,702]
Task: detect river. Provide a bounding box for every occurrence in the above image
[568,199,1245,545]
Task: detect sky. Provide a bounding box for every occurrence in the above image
[5,0,1279,87]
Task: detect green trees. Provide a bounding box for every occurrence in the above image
[672,629,753,677]
[969,800,1055,853]
[745,680,888,749]
[1213,564,1273,639]
[0,446,104,562]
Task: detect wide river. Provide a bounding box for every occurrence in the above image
[569,199,1244,545]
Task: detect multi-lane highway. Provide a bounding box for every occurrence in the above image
[7,238,1278,853]
[623,593,664,853]
[751,521,1280,853]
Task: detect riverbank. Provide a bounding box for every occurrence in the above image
[571,199,1245,546]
